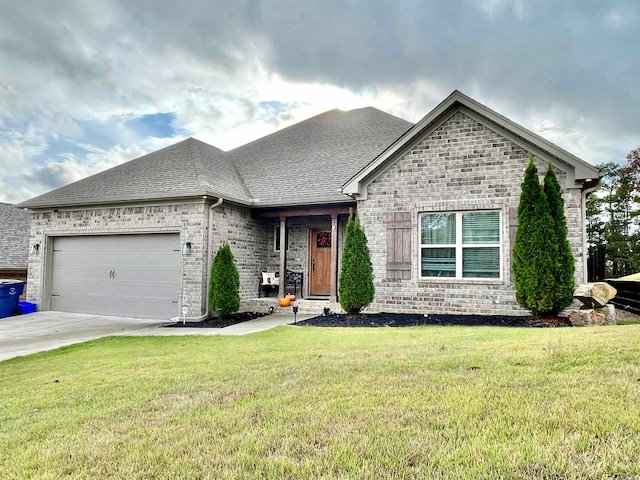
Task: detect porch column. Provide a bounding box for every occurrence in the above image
[330,213,338,303]
[278,215,286,298]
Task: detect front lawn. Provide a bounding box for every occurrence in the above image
[1,325,639,479]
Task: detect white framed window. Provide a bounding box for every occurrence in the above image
[274,225,289,252]
[420,211,501,279]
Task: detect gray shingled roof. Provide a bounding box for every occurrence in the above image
[19,138,249,208]
[229,107,413,206]
[0,203,31,270]
[19,108,412,209]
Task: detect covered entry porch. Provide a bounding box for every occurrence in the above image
[253,204,354,303]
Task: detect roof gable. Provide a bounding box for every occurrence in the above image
[342,90,601,196]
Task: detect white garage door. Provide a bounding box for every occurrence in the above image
[50,234,181,319]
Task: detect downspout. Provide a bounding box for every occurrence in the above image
[178,197,223,322]
[581,179,600,283]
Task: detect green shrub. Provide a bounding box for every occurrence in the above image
[339,210,374,315]
[209,243,240,317]
[513,157,558,317]
[544,163,576,314]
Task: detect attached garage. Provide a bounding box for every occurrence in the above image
[50,234,181,319]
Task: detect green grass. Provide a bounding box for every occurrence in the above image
[1,325,640,479]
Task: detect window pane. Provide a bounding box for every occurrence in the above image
[421,248,456,277]
[274,226,289,251]
[463,247,500,278]
[462,212,499,244]
[421,214,455,244]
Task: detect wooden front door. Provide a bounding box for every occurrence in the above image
[309,229,332,296]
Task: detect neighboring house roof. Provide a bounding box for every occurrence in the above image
[19,108,412,210]
[229,107,413,207]
[342,90,601,196]
[0,203,31,270]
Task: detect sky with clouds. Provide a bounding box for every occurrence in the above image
[1,0,638,204]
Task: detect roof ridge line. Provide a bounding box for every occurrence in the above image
[227,108,345,154]
[187,138,210,193]
[226,146,253,200]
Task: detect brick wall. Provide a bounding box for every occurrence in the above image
[26,199,354,315]
[210,204,268,304]
[358,111,586,315]
[27,201,209,316]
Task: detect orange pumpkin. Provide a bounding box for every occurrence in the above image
[286,293,296,302]
[278,296,291,307]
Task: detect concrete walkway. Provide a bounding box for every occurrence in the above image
[0,311,313,362]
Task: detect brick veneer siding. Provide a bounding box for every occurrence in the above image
[210,204,268,306]
[358,111,585,315]
[26,201,210,317]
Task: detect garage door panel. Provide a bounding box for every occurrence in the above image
[51,234,180,319]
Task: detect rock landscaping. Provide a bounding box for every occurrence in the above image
[567,282,618,326]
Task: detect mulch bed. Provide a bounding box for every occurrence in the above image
[163,311,572,329]
[164,312,268,328]
[294,313,572,328]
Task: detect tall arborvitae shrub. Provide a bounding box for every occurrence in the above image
[209,243,240,317]
[339,210,375,315]
[512,157,558,317]
[544,163,575,314]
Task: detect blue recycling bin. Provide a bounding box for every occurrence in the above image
[0,280,25,318]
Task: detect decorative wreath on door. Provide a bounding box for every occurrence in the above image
[316,232,331,248]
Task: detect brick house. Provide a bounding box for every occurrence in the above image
[19,91,600,319]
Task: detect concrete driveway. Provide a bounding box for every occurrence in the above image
[0,311,305,362]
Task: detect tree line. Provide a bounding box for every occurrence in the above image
[587,147,640,278]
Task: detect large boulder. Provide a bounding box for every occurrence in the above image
[569,309,606,327]
[573,282,617,308]
[595,305,617,325]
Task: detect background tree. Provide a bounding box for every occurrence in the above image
[586,192,605,248]
[209,243,240,317]
[543,164,575,313]
[339,210,374,315]
[586,155,640,278]
[512,157,560,317]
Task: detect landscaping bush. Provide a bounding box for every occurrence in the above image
[513,157,559,317]
[339,210,375,315]
[544,163,576,314]
[209,243,240,316]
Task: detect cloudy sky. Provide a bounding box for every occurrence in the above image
[1,0,638,204]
